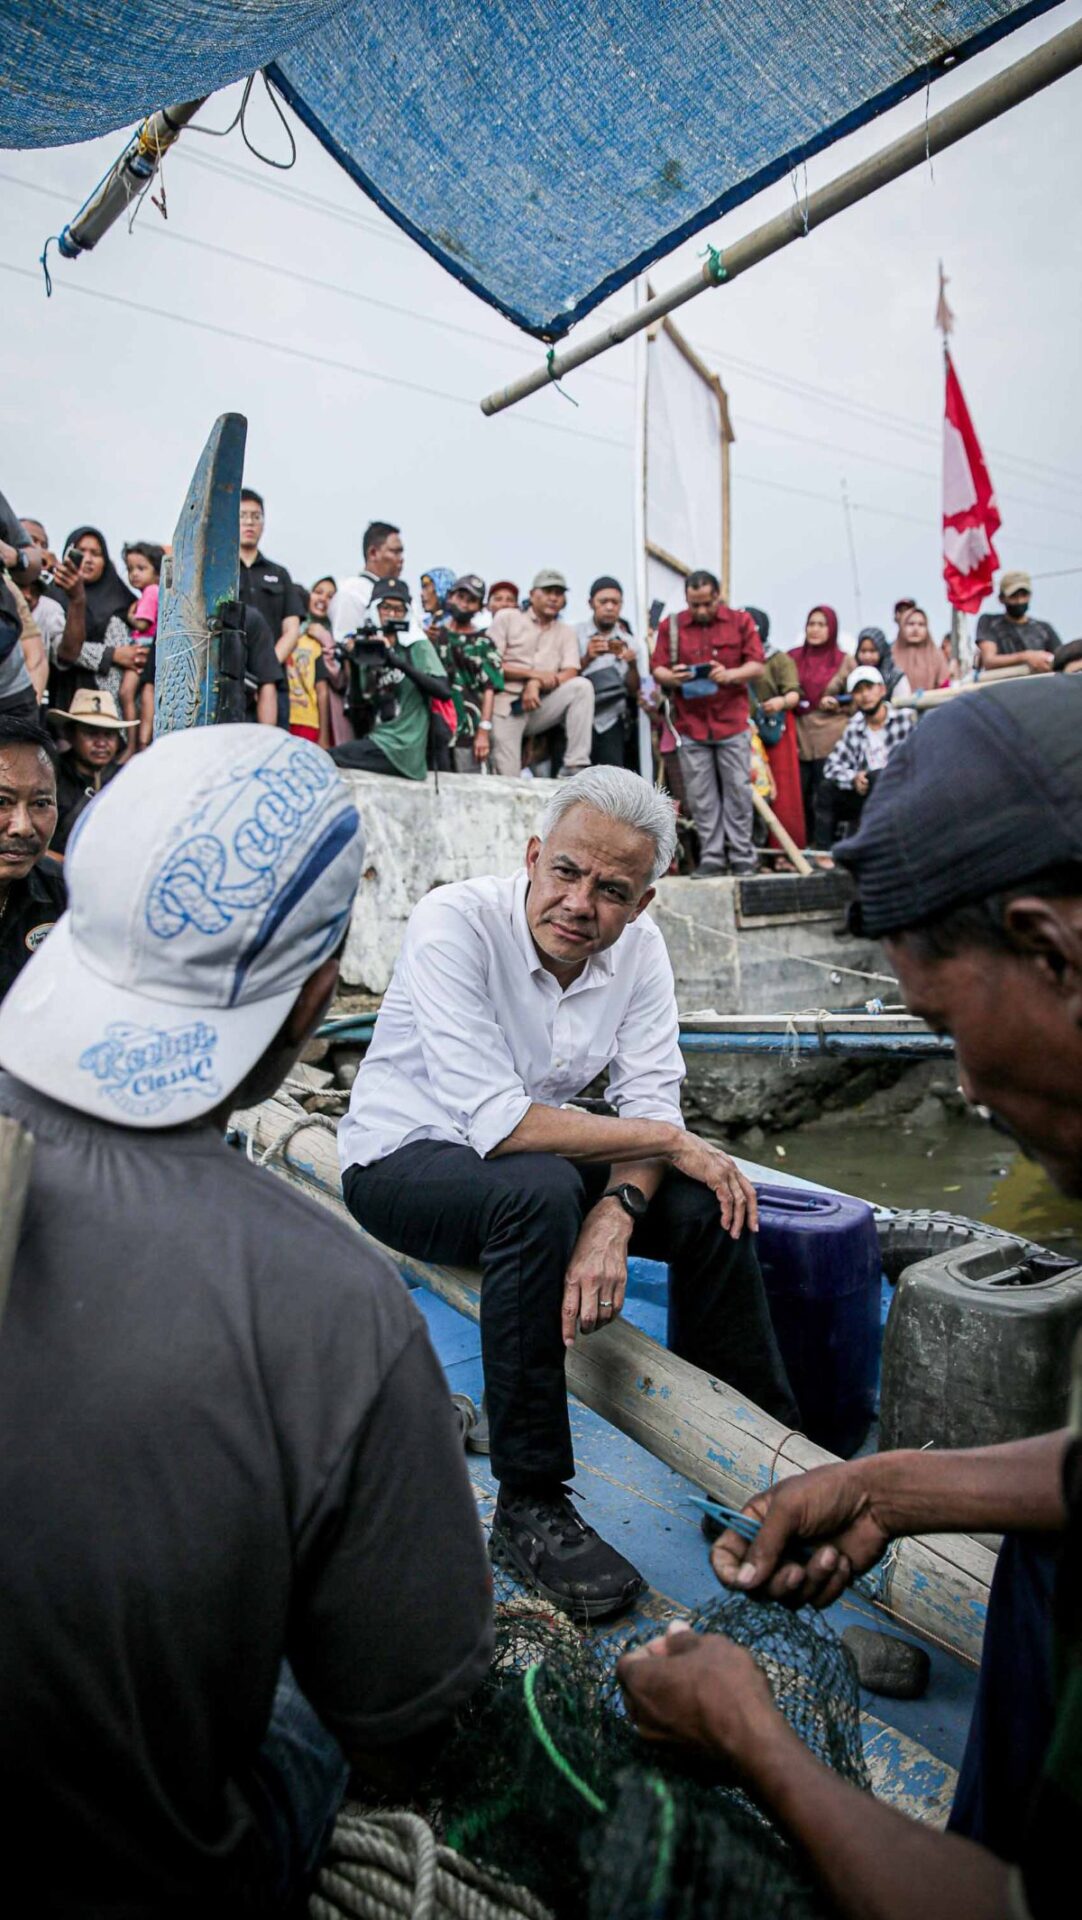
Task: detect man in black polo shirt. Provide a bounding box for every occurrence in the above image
[0,713,64,999]
[239,488,302,724]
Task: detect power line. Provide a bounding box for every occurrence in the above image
[34,141,1080,498]
[10,169,1078,530]
[0,167,633,390]
[0,261,630,452]
[696,336,1082,495]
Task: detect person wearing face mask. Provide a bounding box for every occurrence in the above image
[818,667,915,846]
[651,571,763,877]
[976,570,1062,674]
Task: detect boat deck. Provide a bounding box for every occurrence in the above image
[414,1268,979,1828]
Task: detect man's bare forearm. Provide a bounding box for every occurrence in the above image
[490,1102,681,1166]
[746,1717,1008,1920]
[866,1430,1070,1538]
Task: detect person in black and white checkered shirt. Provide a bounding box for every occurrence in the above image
[820,666,914,844]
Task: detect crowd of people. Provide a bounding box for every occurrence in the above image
[0,470,1080,1919]
[3,482,1078,882]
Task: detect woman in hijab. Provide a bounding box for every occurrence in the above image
[892,605,952,694]
[747,606,806,860]
[49,526,143,712]
[854,626,910,701]
[789,605,849,843]
[419,567,456,638]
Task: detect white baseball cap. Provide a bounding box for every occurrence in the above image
[847,666,884,693]
[0,726,364,1127]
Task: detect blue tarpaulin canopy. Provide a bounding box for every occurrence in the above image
[0,1,1061,336]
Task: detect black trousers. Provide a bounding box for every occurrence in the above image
[330,737,397,775]
[344,1143,799,1490]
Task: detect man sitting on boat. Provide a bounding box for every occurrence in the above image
[0,727,493,1914]
[619,676,1082,1920]
[341,764,800,1621]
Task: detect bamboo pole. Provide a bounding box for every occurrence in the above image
[480,20,1082,416]
[893,662,1037,709]
[238,1094,994,1664]
[749,786,813,877]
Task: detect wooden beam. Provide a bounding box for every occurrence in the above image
[750,786,813,877]
[645,538,693,579]
[238,1095,994,1664]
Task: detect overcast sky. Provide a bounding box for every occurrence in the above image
[2,3,1080,645]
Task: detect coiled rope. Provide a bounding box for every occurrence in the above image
[309,1809,553,1920]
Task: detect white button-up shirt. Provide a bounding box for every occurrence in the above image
[338,870,685,1172]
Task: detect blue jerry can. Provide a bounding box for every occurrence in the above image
[754,1184,882,1458]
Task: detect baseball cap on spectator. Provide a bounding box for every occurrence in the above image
[452,574,485,602]
[999,569,1032,598]
[489,579,519,599]
[589,576,622,598]
[532,569,567,592]
[370,576,411,607]
[846,666,884,692]
[835,678,1082,937]
[0,726,364,1128]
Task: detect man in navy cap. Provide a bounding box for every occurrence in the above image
[619,678,1082,1920]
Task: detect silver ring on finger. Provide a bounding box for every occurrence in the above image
[600,1299,612,1308]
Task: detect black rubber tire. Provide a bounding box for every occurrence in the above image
[876,1209,1040,1286]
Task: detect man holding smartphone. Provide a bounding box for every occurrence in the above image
[651,570,763,877]
[576,577,641,769]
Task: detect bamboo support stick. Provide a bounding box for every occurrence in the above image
[481,20,1082,416]
[893,663,1039,709]
[239,1095,994,1664]
[0,1116,33,1333]
[749,786,813,877]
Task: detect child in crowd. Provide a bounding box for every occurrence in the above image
[121,543,163,734]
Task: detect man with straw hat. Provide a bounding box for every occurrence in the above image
[47,685,136,855]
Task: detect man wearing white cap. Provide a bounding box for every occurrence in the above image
[819,667,915,845]
[0,727,492,1912]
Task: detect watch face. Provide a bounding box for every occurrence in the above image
[621,1183,648,1216]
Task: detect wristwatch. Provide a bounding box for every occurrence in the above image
[602,1182,648,1221]
[478,719,493,730]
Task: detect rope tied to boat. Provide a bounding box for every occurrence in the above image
[310,1807,554,1920]
[247,1107,339,1168]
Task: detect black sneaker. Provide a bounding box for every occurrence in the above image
[490,1485,646,1621]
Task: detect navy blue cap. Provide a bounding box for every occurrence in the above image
[370,575,411,607]
[834,677,1082,936]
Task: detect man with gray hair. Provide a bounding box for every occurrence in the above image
[342,766,798,1619]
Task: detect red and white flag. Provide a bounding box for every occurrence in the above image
[942,349,1000,614]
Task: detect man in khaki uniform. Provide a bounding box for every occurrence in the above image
[488,568,594,778]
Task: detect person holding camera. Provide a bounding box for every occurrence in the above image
[341,766,798,1621]
[330,578,452,781]
[651,571,764,877]
[576,576,641,770]
[0,492,45,720]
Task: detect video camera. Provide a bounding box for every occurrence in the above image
[337,615,411,732]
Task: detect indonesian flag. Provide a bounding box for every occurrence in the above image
[942,350,1001,614]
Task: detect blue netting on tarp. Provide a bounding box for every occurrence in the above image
[0,1,1061,336]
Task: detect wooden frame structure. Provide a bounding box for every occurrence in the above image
[642,305,734,604]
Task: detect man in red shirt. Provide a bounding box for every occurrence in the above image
[651,570,764,875]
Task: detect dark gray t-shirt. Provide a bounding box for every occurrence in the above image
[975,610,1062,657]
[0,1074,492,1913]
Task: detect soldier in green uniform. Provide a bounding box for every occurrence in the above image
[434,575,505,774]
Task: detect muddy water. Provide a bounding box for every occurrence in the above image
[753,1110,1082,1262]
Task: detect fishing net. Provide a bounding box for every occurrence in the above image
[408,1571,869,1920]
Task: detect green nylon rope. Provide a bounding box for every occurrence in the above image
[644,1773,677,1910]
[701,242,728,284]
[522,1664,608,1815]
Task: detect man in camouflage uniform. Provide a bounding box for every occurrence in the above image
[434,575,505,774]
